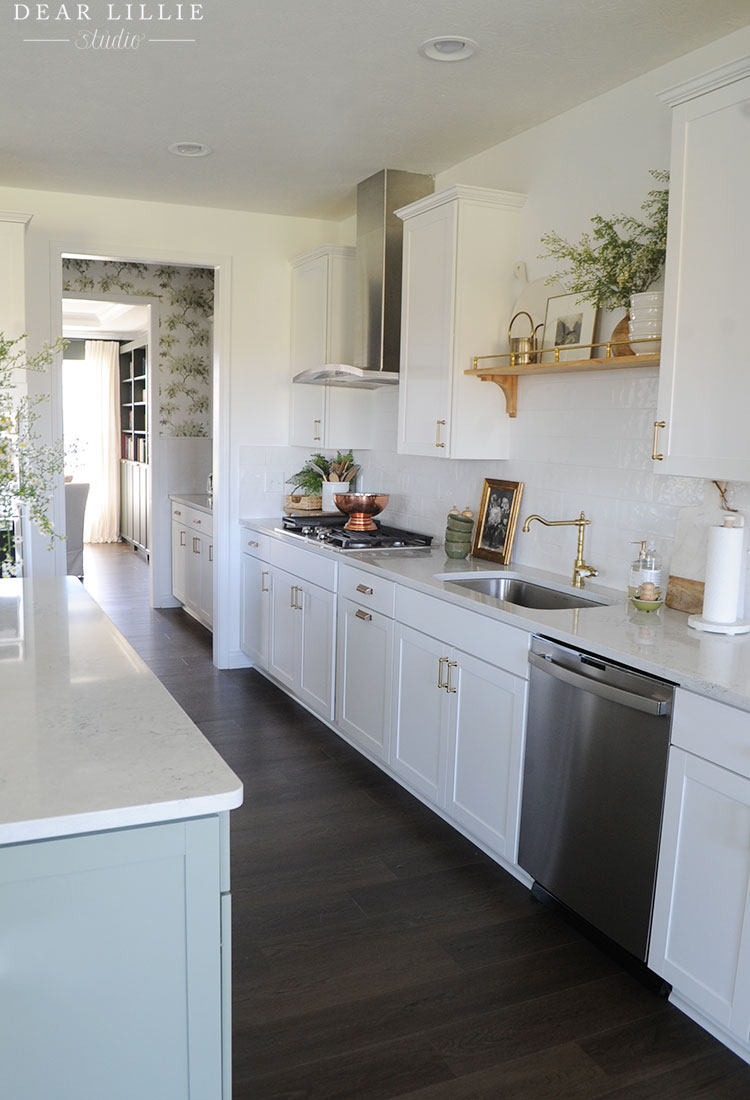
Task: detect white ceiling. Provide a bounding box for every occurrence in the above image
[2,0,748,219]
[62,299,149,337]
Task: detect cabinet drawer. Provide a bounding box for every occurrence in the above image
[172,502,213,538]
[673,689,750,781]
[241,529,272,561]
[269,539,337,592]
[338,564,395,618]
[395,585,530,679]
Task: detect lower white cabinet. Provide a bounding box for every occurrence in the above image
[0,814,230,1100]
[391,589,528,864]
[650,690,750,1054]
[172,502,213,630]
[240,551,271,667]
[240,532,336,722]
[335,564,396,762]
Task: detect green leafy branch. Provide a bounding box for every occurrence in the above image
[540,170,669,310]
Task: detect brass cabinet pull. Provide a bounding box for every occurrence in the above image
[355,608,372,621]
[290,585,297,608]
[179,530,186,547]
[208,545,213,563]
[446,660,458,694]
[652,420,666,461]
[247,540,259,548]
[174,509,182,516]
[291,585,303,610]
[313,419,322,441]
[435,419,446,449]
[355,583,373,595]
[192,537,200,553]
[193,518,201,525]
[438,656,449,690]
[261,570,269,593]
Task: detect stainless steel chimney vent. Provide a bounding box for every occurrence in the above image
[293,168,433,388]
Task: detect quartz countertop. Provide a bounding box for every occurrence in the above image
[241,518,750,714]
[170,492,212,514]
[0,578,242,845]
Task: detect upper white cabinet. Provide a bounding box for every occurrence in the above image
[655,59,750,480]
[289,246,375,451]
[396,185,525,459]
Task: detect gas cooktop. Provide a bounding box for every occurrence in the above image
[278,515,433,552]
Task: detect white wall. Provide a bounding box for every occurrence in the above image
[243,25,750,598]
[0,184,348,663]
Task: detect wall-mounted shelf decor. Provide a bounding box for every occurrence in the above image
[466,338,659,417]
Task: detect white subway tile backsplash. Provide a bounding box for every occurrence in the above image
[236,373,748,590]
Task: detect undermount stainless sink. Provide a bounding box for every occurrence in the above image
[435,574,612,611]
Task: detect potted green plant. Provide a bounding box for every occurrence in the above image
[286,451,360,513]
[0,333,67,575]
[540,170,669,352]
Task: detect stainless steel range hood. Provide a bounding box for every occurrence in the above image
[293,168,434,388]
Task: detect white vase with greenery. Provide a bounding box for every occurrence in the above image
[0,333,66,575]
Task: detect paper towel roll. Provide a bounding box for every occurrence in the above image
[702,522,746,624]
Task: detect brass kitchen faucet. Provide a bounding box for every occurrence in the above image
[521,511,598,588]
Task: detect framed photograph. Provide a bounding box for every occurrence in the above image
[472,479,524,564]
[541,293,598,363]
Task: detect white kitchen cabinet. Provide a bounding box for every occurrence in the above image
[391,586,529,863]
[336,564,396,762]
[268,565,336,720]
[240,544,272,668]
[654,59,750,480]
[289,246,374,451]
[172,517,188,605]
[650,689,750,1057]
[241,530,337,721]
[396,185,525,459]
[171,501,213,630]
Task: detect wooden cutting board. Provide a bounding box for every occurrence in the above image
[665,494,729,613]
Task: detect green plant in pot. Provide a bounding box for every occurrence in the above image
[0,333,67,576]
[540,170,669,352]
[286,451,360,512]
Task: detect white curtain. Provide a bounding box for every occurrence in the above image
[82,340,120,543]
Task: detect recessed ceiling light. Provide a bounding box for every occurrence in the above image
[418,36,478,62]
[168,141,212,158]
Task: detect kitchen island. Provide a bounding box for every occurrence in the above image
[0,577,243,1100]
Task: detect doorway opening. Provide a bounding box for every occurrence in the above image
[61,260,215,618]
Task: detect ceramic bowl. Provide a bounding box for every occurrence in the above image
[444,544,471,559]
[631,596,664,612]
[446,515,474,533]
[444,529,472,544]
[628,318,662,335]
[629,306,662,323]
[630,292,664,308]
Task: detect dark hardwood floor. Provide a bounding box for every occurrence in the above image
[83,543,750,1099]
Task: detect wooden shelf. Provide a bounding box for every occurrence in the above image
[465,353,659,417]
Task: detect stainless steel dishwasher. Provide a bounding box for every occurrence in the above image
[518,635,674,961]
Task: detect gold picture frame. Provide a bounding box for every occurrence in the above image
[541,292,598,363]
[472,479,524,564]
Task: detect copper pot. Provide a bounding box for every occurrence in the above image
[333,493,389,531]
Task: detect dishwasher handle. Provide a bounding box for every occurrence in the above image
[528,649,671,716]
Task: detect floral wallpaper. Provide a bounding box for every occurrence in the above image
[62,259,214,438]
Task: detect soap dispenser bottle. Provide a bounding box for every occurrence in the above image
[628,541,647,599]
[638,543,663,601]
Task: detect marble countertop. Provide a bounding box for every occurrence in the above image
[0,578,242,845]
[241,518,750,714]
[170,492,213,514]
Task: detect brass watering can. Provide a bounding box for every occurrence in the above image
[508,311,545,366]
